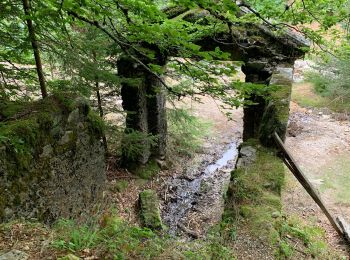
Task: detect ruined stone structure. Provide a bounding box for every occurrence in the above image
[0,96,106,223]
[118,11,308,166]
[118,53,167,166]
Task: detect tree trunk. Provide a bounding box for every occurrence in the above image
[22,0,47,98]
[93,51,108,153]
[95,81,108,153]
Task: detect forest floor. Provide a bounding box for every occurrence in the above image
[2,70,350,259]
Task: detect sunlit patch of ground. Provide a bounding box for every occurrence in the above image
[321,154,350,206]
[292,82,350,113]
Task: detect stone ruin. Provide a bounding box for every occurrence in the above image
[0,96,106,223]
[0,7,307,225]
[118,9,308,166]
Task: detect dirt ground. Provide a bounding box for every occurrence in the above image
[284,99,350,257]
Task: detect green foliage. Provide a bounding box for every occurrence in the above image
[120,129,158,162]
[167,108,212,157]
[276,216,344,259]
[307,49,350,110]
[51,214,237,259]
[53,219,100,252]
[52,217,166,258]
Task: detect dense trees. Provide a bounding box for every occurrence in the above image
[1,0,349,162]
[1,0,348,98]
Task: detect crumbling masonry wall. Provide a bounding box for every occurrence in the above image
[0,96,106,223]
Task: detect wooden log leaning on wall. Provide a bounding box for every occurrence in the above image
[273,132,350,245]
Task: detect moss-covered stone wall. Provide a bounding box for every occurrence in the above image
[0,95,106,223]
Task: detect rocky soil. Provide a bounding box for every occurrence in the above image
[284,101,350,257]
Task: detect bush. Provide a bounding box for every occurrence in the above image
[307,51,350,103]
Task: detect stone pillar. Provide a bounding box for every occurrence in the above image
[118,57,150,165]
[146,73,167,159]
[241,61,273,141]
[259,66,294,146]
[118,55,167,166]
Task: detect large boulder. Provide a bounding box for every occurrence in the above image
[0,95,106,223]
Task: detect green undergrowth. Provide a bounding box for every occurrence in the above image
[50,215,235,259]
[0,214,236,259]
[119,128,158,162]
[167,108,212,158]
[292,82,350,113]
[276,216,346,259]
[320,154,350,205]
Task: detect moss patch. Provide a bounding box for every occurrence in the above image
[113,180,129,193]
[139,190,162,230]
[133,160,160,179]
[259,83,292,146]
[223,141,284,245]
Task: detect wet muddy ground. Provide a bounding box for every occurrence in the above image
[161,141,239,237]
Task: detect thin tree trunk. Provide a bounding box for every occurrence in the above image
[95,81,108,153]
[93,51,108,154]
[22,0,47,98]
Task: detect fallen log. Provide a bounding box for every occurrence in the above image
[273,132,350,244]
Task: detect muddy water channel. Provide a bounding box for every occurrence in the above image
[161,142,239,238]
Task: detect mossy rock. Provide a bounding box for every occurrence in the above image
[139,190,162,230]
[133,160,160,179]
[0,93,106,223]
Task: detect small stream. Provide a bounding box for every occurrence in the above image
[161,142,239,237]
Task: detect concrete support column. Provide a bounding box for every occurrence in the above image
[241,62,294,146]
[146,73,167,159]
